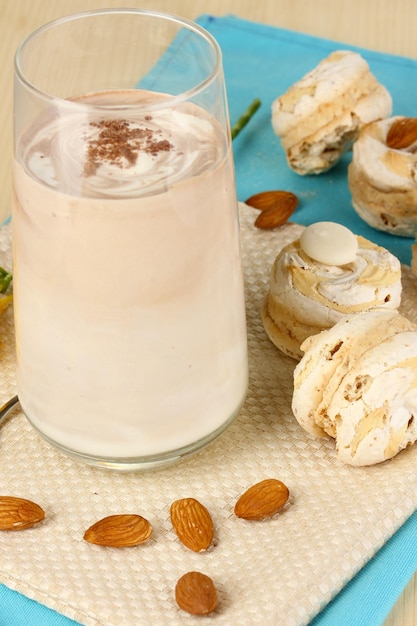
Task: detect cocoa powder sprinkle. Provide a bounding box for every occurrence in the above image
[84,118,173,176]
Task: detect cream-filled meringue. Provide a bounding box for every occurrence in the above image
[271,50,392,175]
[262,223,402,359]
[292,309,417,466]
[348,116,417,236]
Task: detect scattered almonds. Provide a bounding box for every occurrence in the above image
[386,117,417,150]
[2,479,291,617]
[175,571,218,615]
[83,514,152,547]
[234,478,290,520]
[0,496,45,531]
[170,497,214,552]
[245,190,298,229]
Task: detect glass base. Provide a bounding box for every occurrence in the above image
[26,397,246,472]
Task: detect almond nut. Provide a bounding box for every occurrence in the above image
[170,497,213,552]
[175,571,218,615]
[0,496,45,531]
[245,190,298,229]
[234,478,289,520]
[386,117,417,150]
[84,514,152,547]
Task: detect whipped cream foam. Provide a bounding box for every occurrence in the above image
[20,89,221,199]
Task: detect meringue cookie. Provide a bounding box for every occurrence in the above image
[272,50,392,175]
[292,308,414,437]
[292,309,417,466]
[262,225,402,359]
[330,331,417,465]
[348,116,417,236]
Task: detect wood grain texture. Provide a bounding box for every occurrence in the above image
[1,1,416,624]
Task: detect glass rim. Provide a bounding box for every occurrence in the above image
[14,7,223,111]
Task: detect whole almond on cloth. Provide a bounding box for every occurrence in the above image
[170,497,213,552]
[245,190,298,229]
[175,571,218,615]
[386,117,417,150]
[0,496,45,531]
[234,478,290,520]
[84,514,152,547]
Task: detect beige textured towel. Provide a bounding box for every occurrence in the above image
[0,204,417,626]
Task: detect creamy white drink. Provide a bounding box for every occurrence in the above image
[13,90,248,461]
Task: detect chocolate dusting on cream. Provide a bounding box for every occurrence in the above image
[84,119,173,176]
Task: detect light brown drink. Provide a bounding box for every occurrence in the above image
[13,90,248,460]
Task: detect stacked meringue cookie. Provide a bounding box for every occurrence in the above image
[292,309,417,466]
[348,116,417,237]
[262,222,402,360]
[271,50,392,175]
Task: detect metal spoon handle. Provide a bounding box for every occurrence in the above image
[0,395,20,426]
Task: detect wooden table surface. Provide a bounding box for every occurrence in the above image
[1,1,417,625]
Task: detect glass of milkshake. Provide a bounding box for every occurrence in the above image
[12,9,248,470]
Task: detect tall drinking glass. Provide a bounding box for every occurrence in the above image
[12,9,248,470]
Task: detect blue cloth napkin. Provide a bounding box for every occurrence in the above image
[2,14,417,626]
